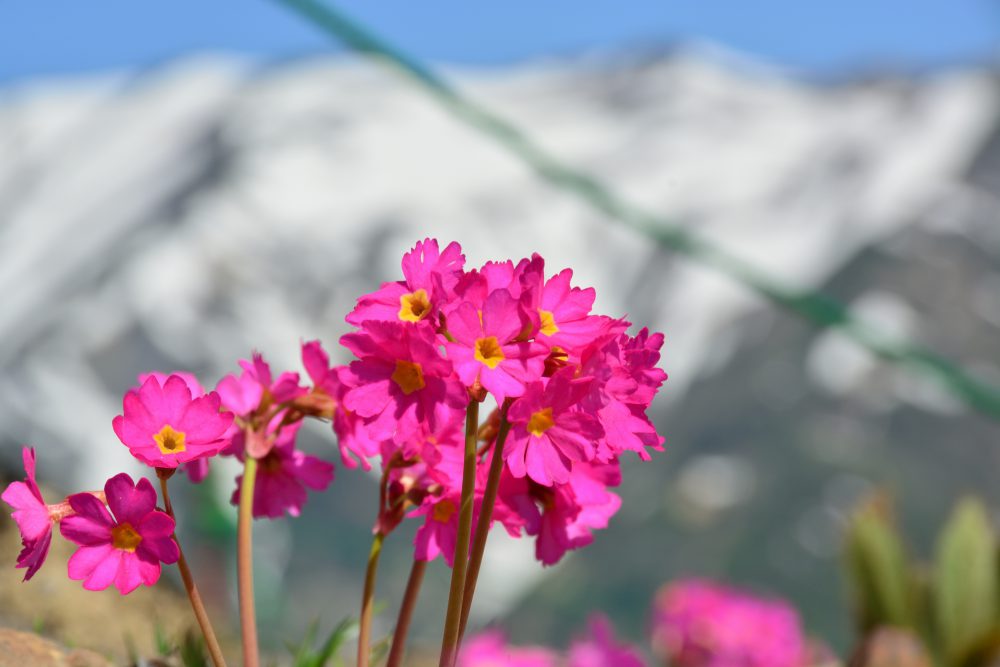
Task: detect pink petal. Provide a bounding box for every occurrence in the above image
[66,543,115,586]
[114,552,146,595]
[105,474,155,526]
[2,481,49,541]
[138,510,176,540]
[139,535,179,565]
[60,512,112,546]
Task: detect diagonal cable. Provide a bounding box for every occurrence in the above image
[275,0,1000,421]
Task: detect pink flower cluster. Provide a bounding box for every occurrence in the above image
[2,238,665,600]
[459,615,644,667]
[2,448,177,594]
[337,239,666,565]
[650,580,809,667]
[2,348,339,593]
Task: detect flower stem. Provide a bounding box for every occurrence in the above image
[458,411,511,642]
[386,558,427,667]
[357,531,386,667]
[439,399,480,667]
[237,457,260,667]
[157,471,228,667]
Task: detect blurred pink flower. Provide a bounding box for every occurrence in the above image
[60,473,178,595]
[458,629,558,667]
[568,615,645,667]
[651,579,808,667]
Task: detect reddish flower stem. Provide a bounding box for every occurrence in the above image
[237,456,260,667]
[357,530,386,667]
[157,471,228,667]
[386,558,428,667]
[439,399,480,667]
[458,409,512,642]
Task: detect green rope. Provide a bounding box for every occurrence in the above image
[274,0,1000,420]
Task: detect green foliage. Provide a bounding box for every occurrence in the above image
[844,495,916,631]
[178,631,209,667]
[287,617,358,667]
[845,494,1000,667]
[934,499,998,665]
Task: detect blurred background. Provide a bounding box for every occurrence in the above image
[1,0,999,661]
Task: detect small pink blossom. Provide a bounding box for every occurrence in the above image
[458,629,558,667]
[504,369,602,486]
[60,473,178,595]
[347,238,465,326]
[650,579,808,667]
[1,447,53,580]
[113,374,234,468]
[216,353,306,418]
[341,321,466,443]
[498,461,621,566]
[139,372,212,482]
[231,423,335,519]
[568,615,645,667]
[301,341,382,469]
[445,288,547,402]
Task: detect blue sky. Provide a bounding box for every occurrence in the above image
[1,0,998,85]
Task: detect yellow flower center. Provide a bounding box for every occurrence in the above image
[111,523,143,552]
[433,499,457,523]
[474,336,505,369]
[153,425,187,455]
[391,360,426,395]
[398,289,431,322]
[539,309,559,336]
[527,407,555,436]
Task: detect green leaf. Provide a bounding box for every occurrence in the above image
[844,495,916,630]
[153,622,173,657]
[179,630,209,667]
[934,498,997,665]
[288,616,359,667]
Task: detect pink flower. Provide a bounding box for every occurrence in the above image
[580,331,667,462]
[113,374,234,468]
[458,629,558,667]
[139,372,213,482]
[1,447,53,581]
[341,321,466,443]
[231,423,335,519]
[650,580,808,667]
[499,462,621,566]
[412,492,466,566]
[504,368,602,486]
[216,353,306,418]
[568,615,645,667]
[60,473,179,595]
[445,288,548,402]
[347,238,465,326]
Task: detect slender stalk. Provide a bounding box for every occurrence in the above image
[237,457,260,667]
[386,559,428,667]
[157,473,228,667]
[439,400,480,667]
[458,412,512,642]
[357,531,386,667]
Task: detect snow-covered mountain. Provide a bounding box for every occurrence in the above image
[0,51,998,649]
